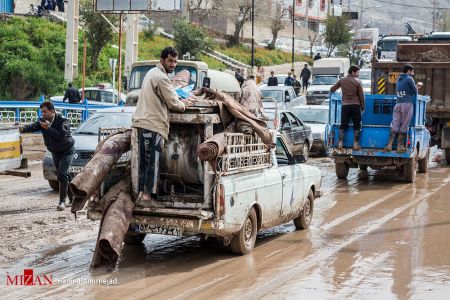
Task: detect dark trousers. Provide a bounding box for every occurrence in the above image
[56,0,64,12]
[302,80,309,90]
[340,104,362,131]
[138,129,164,196]
[52,148,74,184]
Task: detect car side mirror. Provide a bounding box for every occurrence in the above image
[285,96,291,102]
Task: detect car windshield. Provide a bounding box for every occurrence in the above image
[359,70,371,80]
[74,112,132,135]
[261,90,284,102]
[263,75,287,85]
[312,76,338,85]
[292,108,328,124]
[381,40,398,51]
[128,66,198,90]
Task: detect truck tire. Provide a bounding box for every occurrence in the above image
[294,190,314,230]
[418,149,430,173]
[403,158,417,183]
[48,180,59,191]
[445,148,450,165]
[359,164,368,171]
[124,227,146,245]
[230,208,257,255]
[335,162,349,179]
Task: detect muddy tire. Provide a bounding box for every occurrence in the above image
[335,162,349,179]
[294,190,314,230]
[124,228,146,245]
[48,180,59,191]
[302,141,310,162]
[359,164,368,171]
[230,208,257,255]
[418,149,429,173]
[403,158,417,183]
[445,148,450,165]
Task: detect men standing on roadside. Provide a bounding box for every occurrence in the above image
[314,52,322,61]
[292,75,302,96]
[384,64,423,152]
[132,47,193,206]
[19,101,75,211]
[63,83,81,103]
[267,71,278,86]
[284,72,294,86]
[330,66,365,150]
[300,64,311,92]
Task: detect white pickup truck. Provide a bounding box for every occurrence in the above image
[0,127,22,172]
[87,103,322,255]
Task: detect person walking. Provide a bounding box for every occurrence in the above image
[300,64,311,92]
[330,65,365,150]
[63,83,81,103]
[267,71,278,86]
[384,64,423,152]
[19,101,75,211]
[132,47,193,207]
[284,72,294,86]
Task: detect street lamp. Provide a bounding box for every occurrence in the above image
[292,0,295,70]
[251,0,255,73]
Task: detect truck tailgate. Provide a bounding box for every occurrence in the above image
[0,127,22,172]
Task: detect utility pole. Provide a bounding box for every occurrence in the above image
[432,0,437,32]
[292,0,295,69]
[64,0,79,82]
[251,0,255,72]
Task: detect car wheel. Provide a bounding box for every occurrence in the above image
[123,227,146,245]
[302,141,310,161]
[359,164,368,171]
[418,149,429,173]
[335,162,349,179]
[294,190,314,230]
[230,208,258,255]
[48,180,59,191]
[403,157,417,183]
[445,148,450,165]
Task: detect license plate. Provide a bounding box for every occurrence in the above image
[137,224,182,236]
[69,166,83,173]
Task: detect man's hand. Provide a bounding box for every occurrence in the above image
[182,99,193,107]
[39,121,49,130]
[18,125,24,133]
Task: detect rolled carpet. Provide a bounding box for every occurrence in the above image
[197,132,226,162]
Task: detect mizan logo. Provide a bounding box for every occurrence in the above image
[6,269,53,286]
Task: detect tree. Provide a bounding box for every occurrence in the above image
[80,0,117,72]
[323,16,352,57]
[439,11,450,31]
[308,31,319,57]
[172,18,213,57]
[269,1,288,50]
[188,0,222,24]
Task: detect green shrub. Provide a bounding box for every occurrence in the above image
[172,18,213,57]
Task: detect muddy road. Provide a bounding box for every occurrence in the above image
[1,151,450,299]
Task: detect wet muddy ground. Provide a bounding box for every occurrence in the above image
[1,149,449,299]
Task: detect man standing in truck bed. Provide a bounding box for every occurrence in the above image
[384,64,423,152]
[330,65,365,150]
[132,47,192,206]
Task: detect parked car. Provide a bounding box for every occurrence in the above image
[260,86,306,110]
[359,69,372,93]
[259,74,288,88]
[292,105,329,156]
[265,108,312,162]
[50,85,126,106]
[43,107,134,190]
[257,39,290,51]
[306,74,341,104]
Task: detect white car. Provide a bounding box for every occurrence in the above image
[292,105,329,156]
[306,75,341,104]
[359,69,372,93]
[257,39,290,51]
[261,86,306,110]
[259,74,289,88]
[50,86,126,105]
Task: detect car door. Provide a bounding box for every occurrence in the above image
[285,112,304,156]
[287,88,297,108]
[280,112,295,151]
[276,137,305,217]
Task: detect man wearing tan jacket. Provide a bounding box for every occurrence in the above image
[132,47,192,205]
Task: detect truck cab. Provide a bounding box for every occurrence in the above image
[125,60,241,105]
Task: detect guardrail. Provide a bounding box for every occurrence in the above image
[0,96,119,129]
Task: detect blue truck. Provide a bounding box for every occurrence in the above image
[327,93,431,183]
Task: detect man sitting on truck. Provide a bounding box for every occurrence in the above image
[384,64,423,152]
[132,47,193,206]
[330,65,365,150]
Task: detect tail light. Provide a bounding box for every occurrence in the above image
[407,139,411,147]
[216,184,225,217]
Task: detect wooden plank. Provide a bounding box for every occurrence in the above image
[0,170,31,178]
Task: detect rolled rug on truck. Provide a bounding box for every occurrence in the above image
[197,132,227,162]
[69,129,132,213]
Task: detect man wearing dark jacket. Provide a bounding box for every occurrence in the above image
[63,83,81,103]
[330,65,365,150]
[267,71,278,86]
[384,64,423,152]
[20,101,75,210]
[300,64,311,92]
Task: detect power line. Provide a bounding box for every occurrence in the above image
[370,0,450,9]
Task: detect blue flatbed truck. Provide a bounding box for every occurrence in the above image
[327,93,431,183]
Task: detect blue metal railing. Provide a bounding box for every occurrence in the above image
[0,96,122,128]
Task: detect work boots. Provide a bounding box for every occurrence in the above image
[397,133,407,153]
[353,130,361,150]
[384,130,396,152]
[57,181,68,211]
[338,129,345,149]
